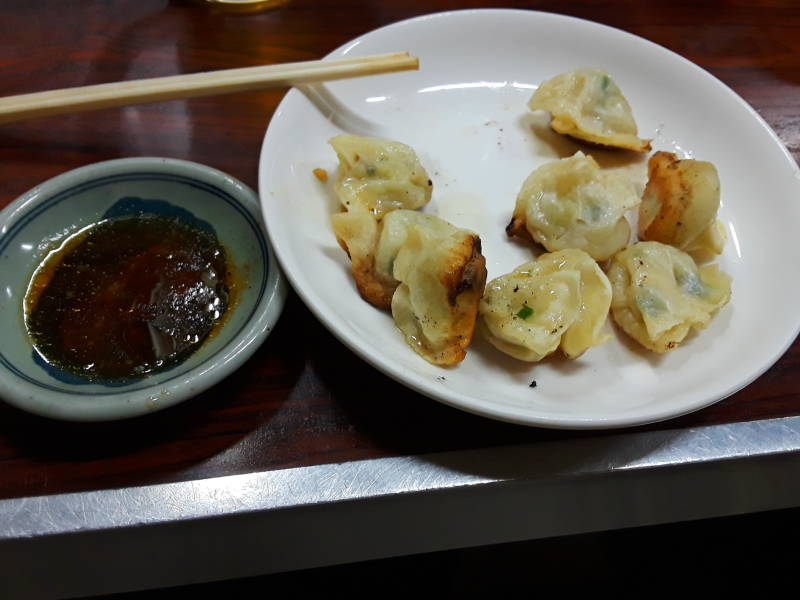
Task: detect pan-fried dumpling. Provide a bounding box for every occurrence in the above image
[331,210,397,308]
[379,210,487,366]
[330,134,434,308]
[329,137,485,365]
[638,151,725,260]
[333,208,487,364]
[480,249,612,361]
[329,134,433,217]
[506,152,640,261]
[528,68,651,152]
[608,241,731,353]
[684,220,727,260]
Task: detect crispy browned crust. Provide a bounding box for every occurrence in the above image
[335,235,349,254]
[505,211,532,241]
[335,235,396,310]
[563,132,652,153]
[550,115,652,153]
[431,234,488,365]
[351,260,396,310]
[638,151,688,242]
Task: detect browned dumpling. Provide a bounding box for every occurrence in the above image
[382,211,486,365]
[329,134,434,308]
[331,210,396,308]
[638,151,725,260]
[335,209,486,365]
[329,136,486,365]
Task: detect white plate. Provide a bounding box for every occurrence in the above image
[259,9,800,429]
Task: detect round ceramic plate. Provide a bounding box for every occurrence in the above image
[259,9,800,429]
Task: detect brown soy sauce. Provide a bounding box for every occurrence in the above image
[25,215,231,382]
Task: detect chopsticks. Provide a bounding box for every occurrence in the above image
[0,52,419,125]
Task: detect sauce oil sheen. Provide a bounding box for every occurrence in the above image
[25,216,230,381]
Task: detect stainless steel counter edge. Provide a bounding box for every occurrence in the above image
[4,415,800,598]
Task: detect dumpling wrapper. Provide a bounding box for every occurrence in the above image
[329,134,432,217]
[480,249,612,361]
[329,138,485,365]
[331,210,396,308]
[382,211,487,366]
[330,134,434,308]
[334,209,486,364]
[684,219,727,262]
[638,151,725,260]
[608,241,731,353]
[507,152,640,261]
[528,68,651,152]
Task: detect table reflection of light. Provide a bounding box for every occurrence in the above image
[365,96,387,103]
[19,243,33,252]
[5,286,12,299]
[123,40,191,156]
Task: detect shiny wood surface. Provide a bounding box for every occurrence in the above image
[1,0,799,501]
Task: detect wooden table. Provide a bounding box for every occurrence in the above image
[2,1,800,597]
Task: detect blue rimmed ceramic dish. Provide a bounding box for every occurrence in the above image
[0,157,287,421]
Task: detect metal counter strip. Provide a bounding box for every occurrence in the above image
[4,415,800,598]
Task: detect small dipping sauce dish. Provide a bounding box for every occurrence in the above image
[0,157,286,421]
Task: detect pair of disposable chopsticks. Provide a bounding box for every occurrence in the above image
[0,52,418,125]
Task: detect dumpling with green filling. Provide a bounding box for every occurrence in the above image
[329,134,433,217]
[479,249,612,362]
[507,152,640,261]
[608,241,731,353]
[528,68,651,152]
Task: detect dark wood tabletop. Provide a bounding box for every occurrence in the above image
[1,0,799,502]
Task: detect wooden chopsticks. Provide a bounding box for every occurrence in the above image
[0,52,419,124]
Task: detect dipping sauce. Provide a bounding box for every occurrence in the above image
[25,216,231,381]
